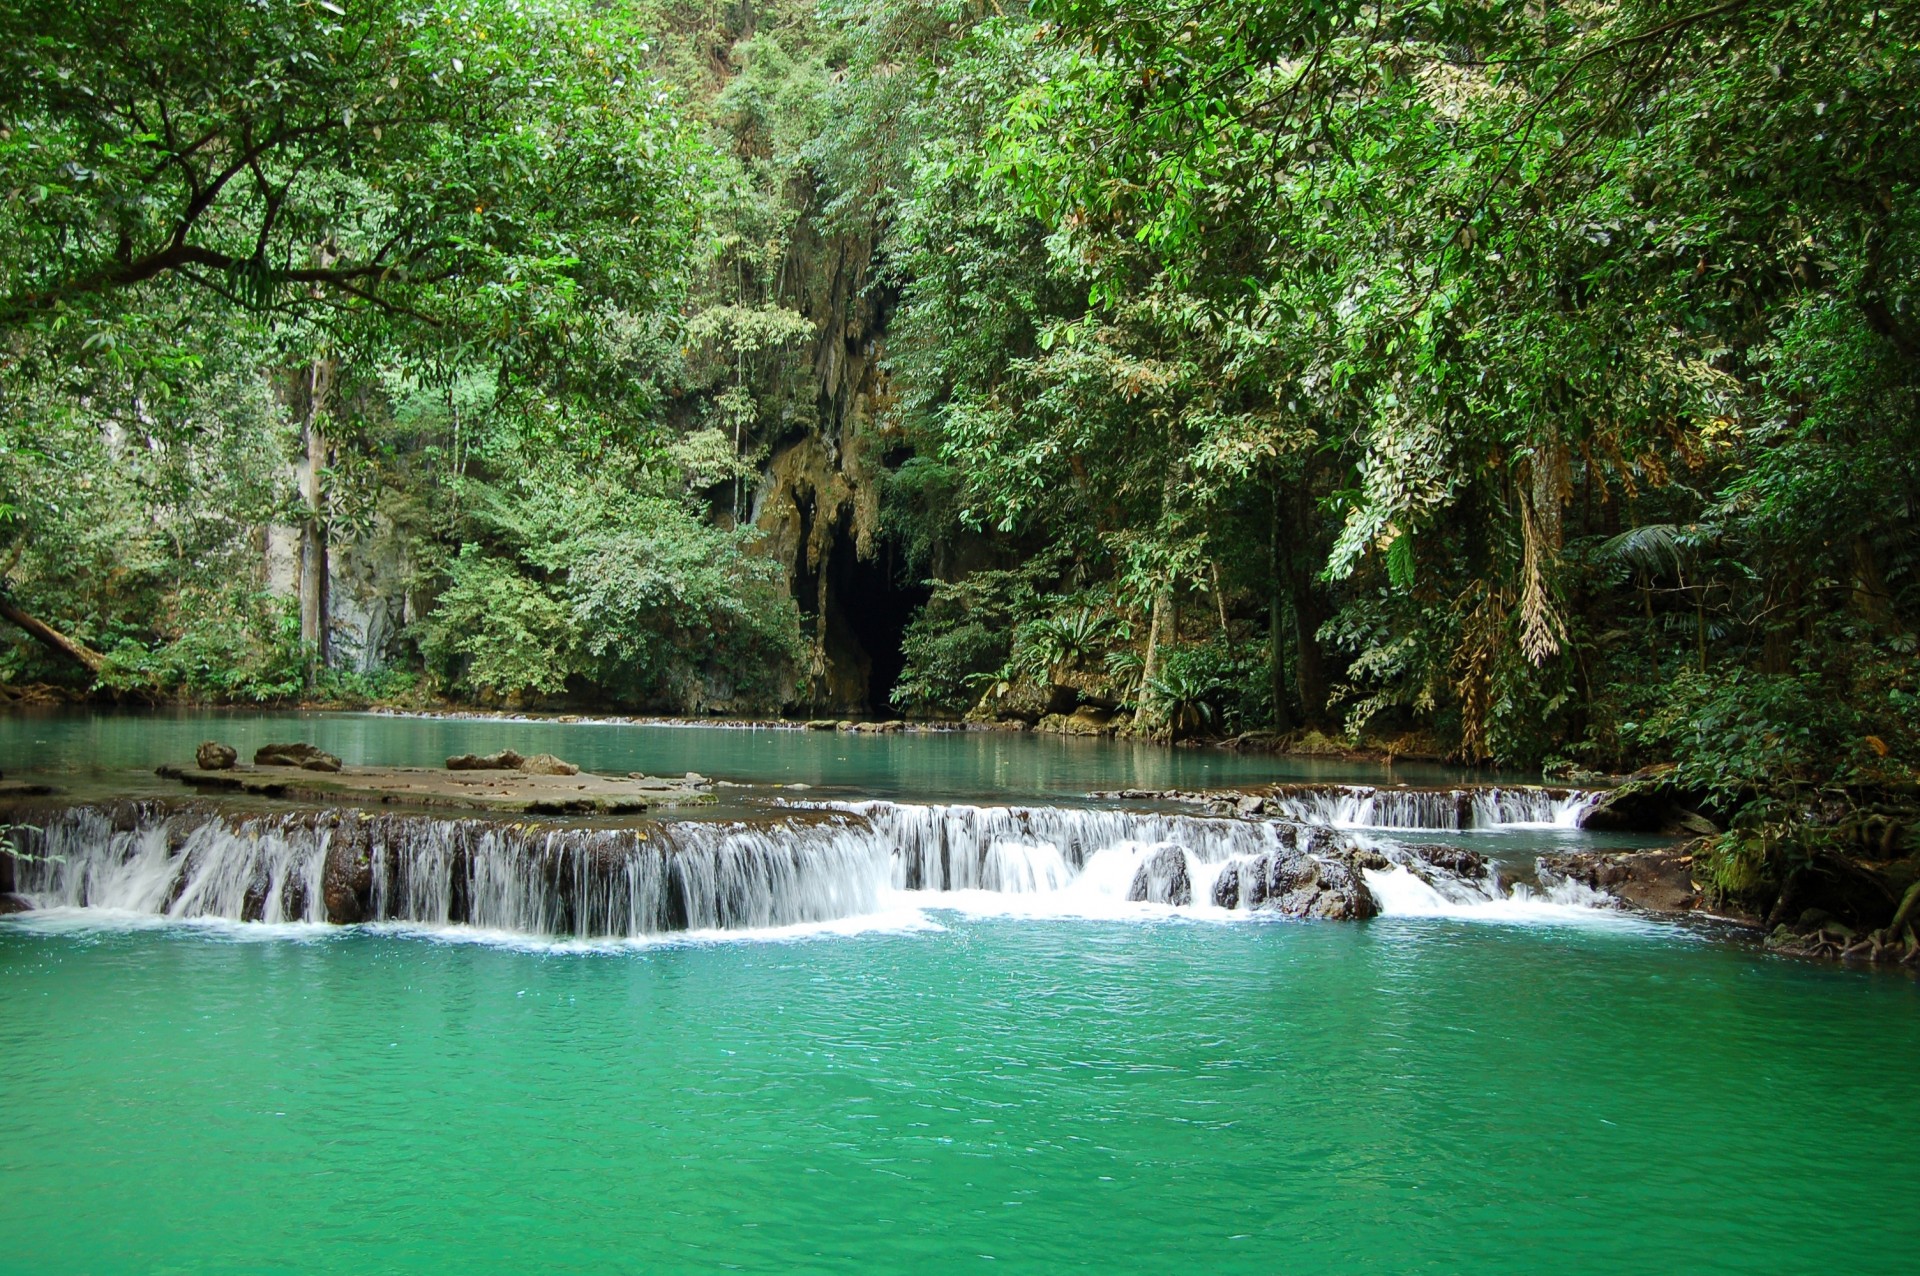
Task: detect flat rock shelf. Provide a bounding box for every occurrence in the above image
[154,762,717,815]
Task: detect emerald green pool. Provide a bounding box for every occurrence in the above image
[0,706,1480,800]
[3,911,1916,1274]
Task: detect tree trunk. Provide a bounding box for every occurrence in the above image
[1292,576,1330,725]
[1284,485,1330,724]
[0,596,104,674]
[298,359,333,664]
[1141,584,1171,715]
[1852,537,1904,633]
[1268,497,1294,731]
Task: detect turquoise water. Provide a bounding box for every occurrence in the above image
[0,707,1480,801]
[2,911,1917,1274]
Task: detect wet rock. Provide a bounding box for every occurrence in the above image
[805,719,838,731]
[253,742,342,772]
[1211,860,1269,909]
[1210,838,1378,919]
[1577,781,1680,832]
[322,821,374,924]
[1406,844,1487,880]
[446,750,524,771]
[518,753,579,776]
[1537,848,1700,914]
[196,741,238,771]
[1266,849,1378,920]
[1234,794,1266,817]
[1127,847,1192,905]
[0,892,31,915]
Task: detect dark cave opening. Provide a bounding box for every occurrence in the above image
[823,525,929,717]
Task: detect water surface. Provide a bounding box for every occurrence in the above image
[1,912,1914,1274]
[0,707,1492,802]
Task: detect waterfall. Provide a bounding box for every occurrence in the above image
[10,805,886,937]
[1264,785,1600,830]
[5,798,1616,939]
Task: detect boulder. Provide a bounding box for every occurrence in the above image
[1536,848,1700,915]
[1211,842,1379,919]
[195,741,238,771]
[1577,781,1681,832]
[968,678,1076,726]
[1056,706,1121,737]
[322,821,375,923]
[1266,849,1377,919]
[446,750,525,771]
[253,742,342,772]
[1405,844,1488,880]
[1127,846,1192,905]
[518,753,579,776]
[0,893,32,915]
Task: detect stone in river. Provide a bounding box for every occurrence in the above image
[447,750,525,771]
[253,742,342,772]
[519,753,579,776]
[1127,846,1192,906]
[196,741,238,771]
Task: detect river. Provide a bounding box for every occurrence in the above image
[1,709,1916,1273]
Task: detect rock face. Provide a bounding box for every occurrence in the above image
[446,750,524,771]
[1128,847,1193,905]
[971,679,1076,726]
[519,753,579,776]
[1210,836,1381,920]
[253,742,342,772]
[1575,780,1716,834]
[1038,706,1126,737]
[195,741,238,771]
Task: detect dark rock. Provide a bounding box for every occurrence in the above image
[0,780,56,799]
[446,750,525,771]
[0,892,31,915]
[1266,848,1378,920]
[1210,861,1242,908]
[322,820,374,924]
[1666,808,1720,837]
[1208,842,1377,919]
[1578,781,1681,832]
[253,742,342,772]
[1127,847,1192,905]
[1537,848,1701,915]
[195,741,238,771]
[1406,844,1488,879]
[518,753,579,776]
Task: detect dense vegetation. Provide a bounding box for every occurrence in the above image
[3,0,1916,920]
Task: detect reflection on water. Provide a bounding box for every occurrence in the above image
[0,706,1504,801]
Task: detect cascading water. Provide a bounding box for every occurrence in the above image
[11,805,888,937]
[1263,785,1601,830]
[5,796,1620,939]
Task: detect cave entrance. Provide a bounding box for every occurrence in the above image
[823,523,928,717]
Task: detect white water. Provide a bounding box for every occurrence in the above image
[7,798,1627,940]
[1265,785,1601,830]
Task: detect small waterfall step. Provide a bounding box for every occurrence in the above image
[5,798,1600,940]
[1090,783,1603,831]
